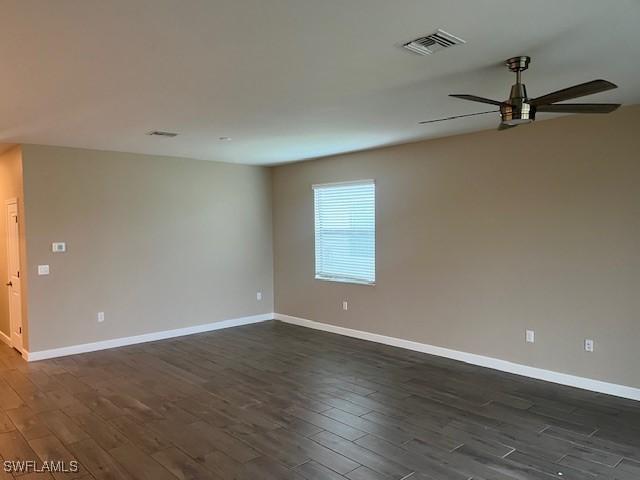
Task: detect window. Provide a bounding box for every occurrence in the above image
[313,180,375,284]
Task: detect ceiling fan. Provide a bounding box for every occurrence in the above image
[420,56,621,130]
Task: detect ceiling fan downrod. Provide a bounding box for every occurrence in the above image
[502,56,534,126]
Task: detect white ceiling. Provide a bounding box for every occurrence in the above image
[1,0,639,165]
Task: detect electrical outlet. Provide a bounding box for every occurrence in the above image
[526,330,535,343]
[256,291,262,301]
[342,300,348,311]
[97,312,105,323]
[585,339,594,352]
[37,265,50,275]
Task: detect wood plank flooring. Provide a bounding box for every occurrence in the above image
[0,320,639,479]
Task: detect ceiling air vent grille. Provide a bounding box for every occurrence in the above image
[147,130,179,138]
[403,29,465,56]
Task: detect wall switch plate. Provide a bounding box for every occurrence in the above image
[52,242,66,253]
[585,339,594,352]
[97,312,105,323]
[342,300,348,311]
[37,265,50,275]
[256,291,262,301]
[526,330,535,343]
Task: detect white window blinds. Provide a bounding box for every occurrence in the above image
[313,180,375,284]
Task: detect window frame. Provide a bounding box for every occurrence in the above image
[312,179,376,286]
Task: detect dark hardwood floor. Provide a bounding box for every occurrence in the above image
[1,320,639,479]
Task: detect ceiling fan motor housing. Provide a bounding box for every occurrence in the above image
[501,81,535,125]
[500,103,535,125]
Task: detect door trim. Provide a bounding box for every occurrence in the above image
[5,197,21,352]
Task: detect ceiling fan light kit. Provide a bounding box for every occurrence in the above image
[422,56,621,130]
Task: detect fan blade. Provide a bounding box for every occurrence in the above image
[498,123,517,131]
[536,103,621,114]
[419,110,498,124]
[449,94,503,106]
[530,79,617,106]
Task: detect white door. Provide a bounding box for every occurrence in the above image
[6,200,23,353]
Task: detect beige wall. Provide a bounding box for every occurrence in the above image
[273,105,640,389]
[0,146,27,339]
[22,145,273,352]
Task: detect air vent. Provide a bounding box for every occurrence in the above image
[403,29,465,56]
[147,130,179,138]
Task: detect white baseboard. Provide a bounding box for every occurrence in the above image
[24,313,274,362]
[274,313,640,402]
[0,330,11,347]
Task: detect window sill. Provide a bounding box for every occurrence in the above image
[315,276,375,286]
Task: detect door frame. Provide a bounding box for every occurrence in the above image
[5,197,22,353]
